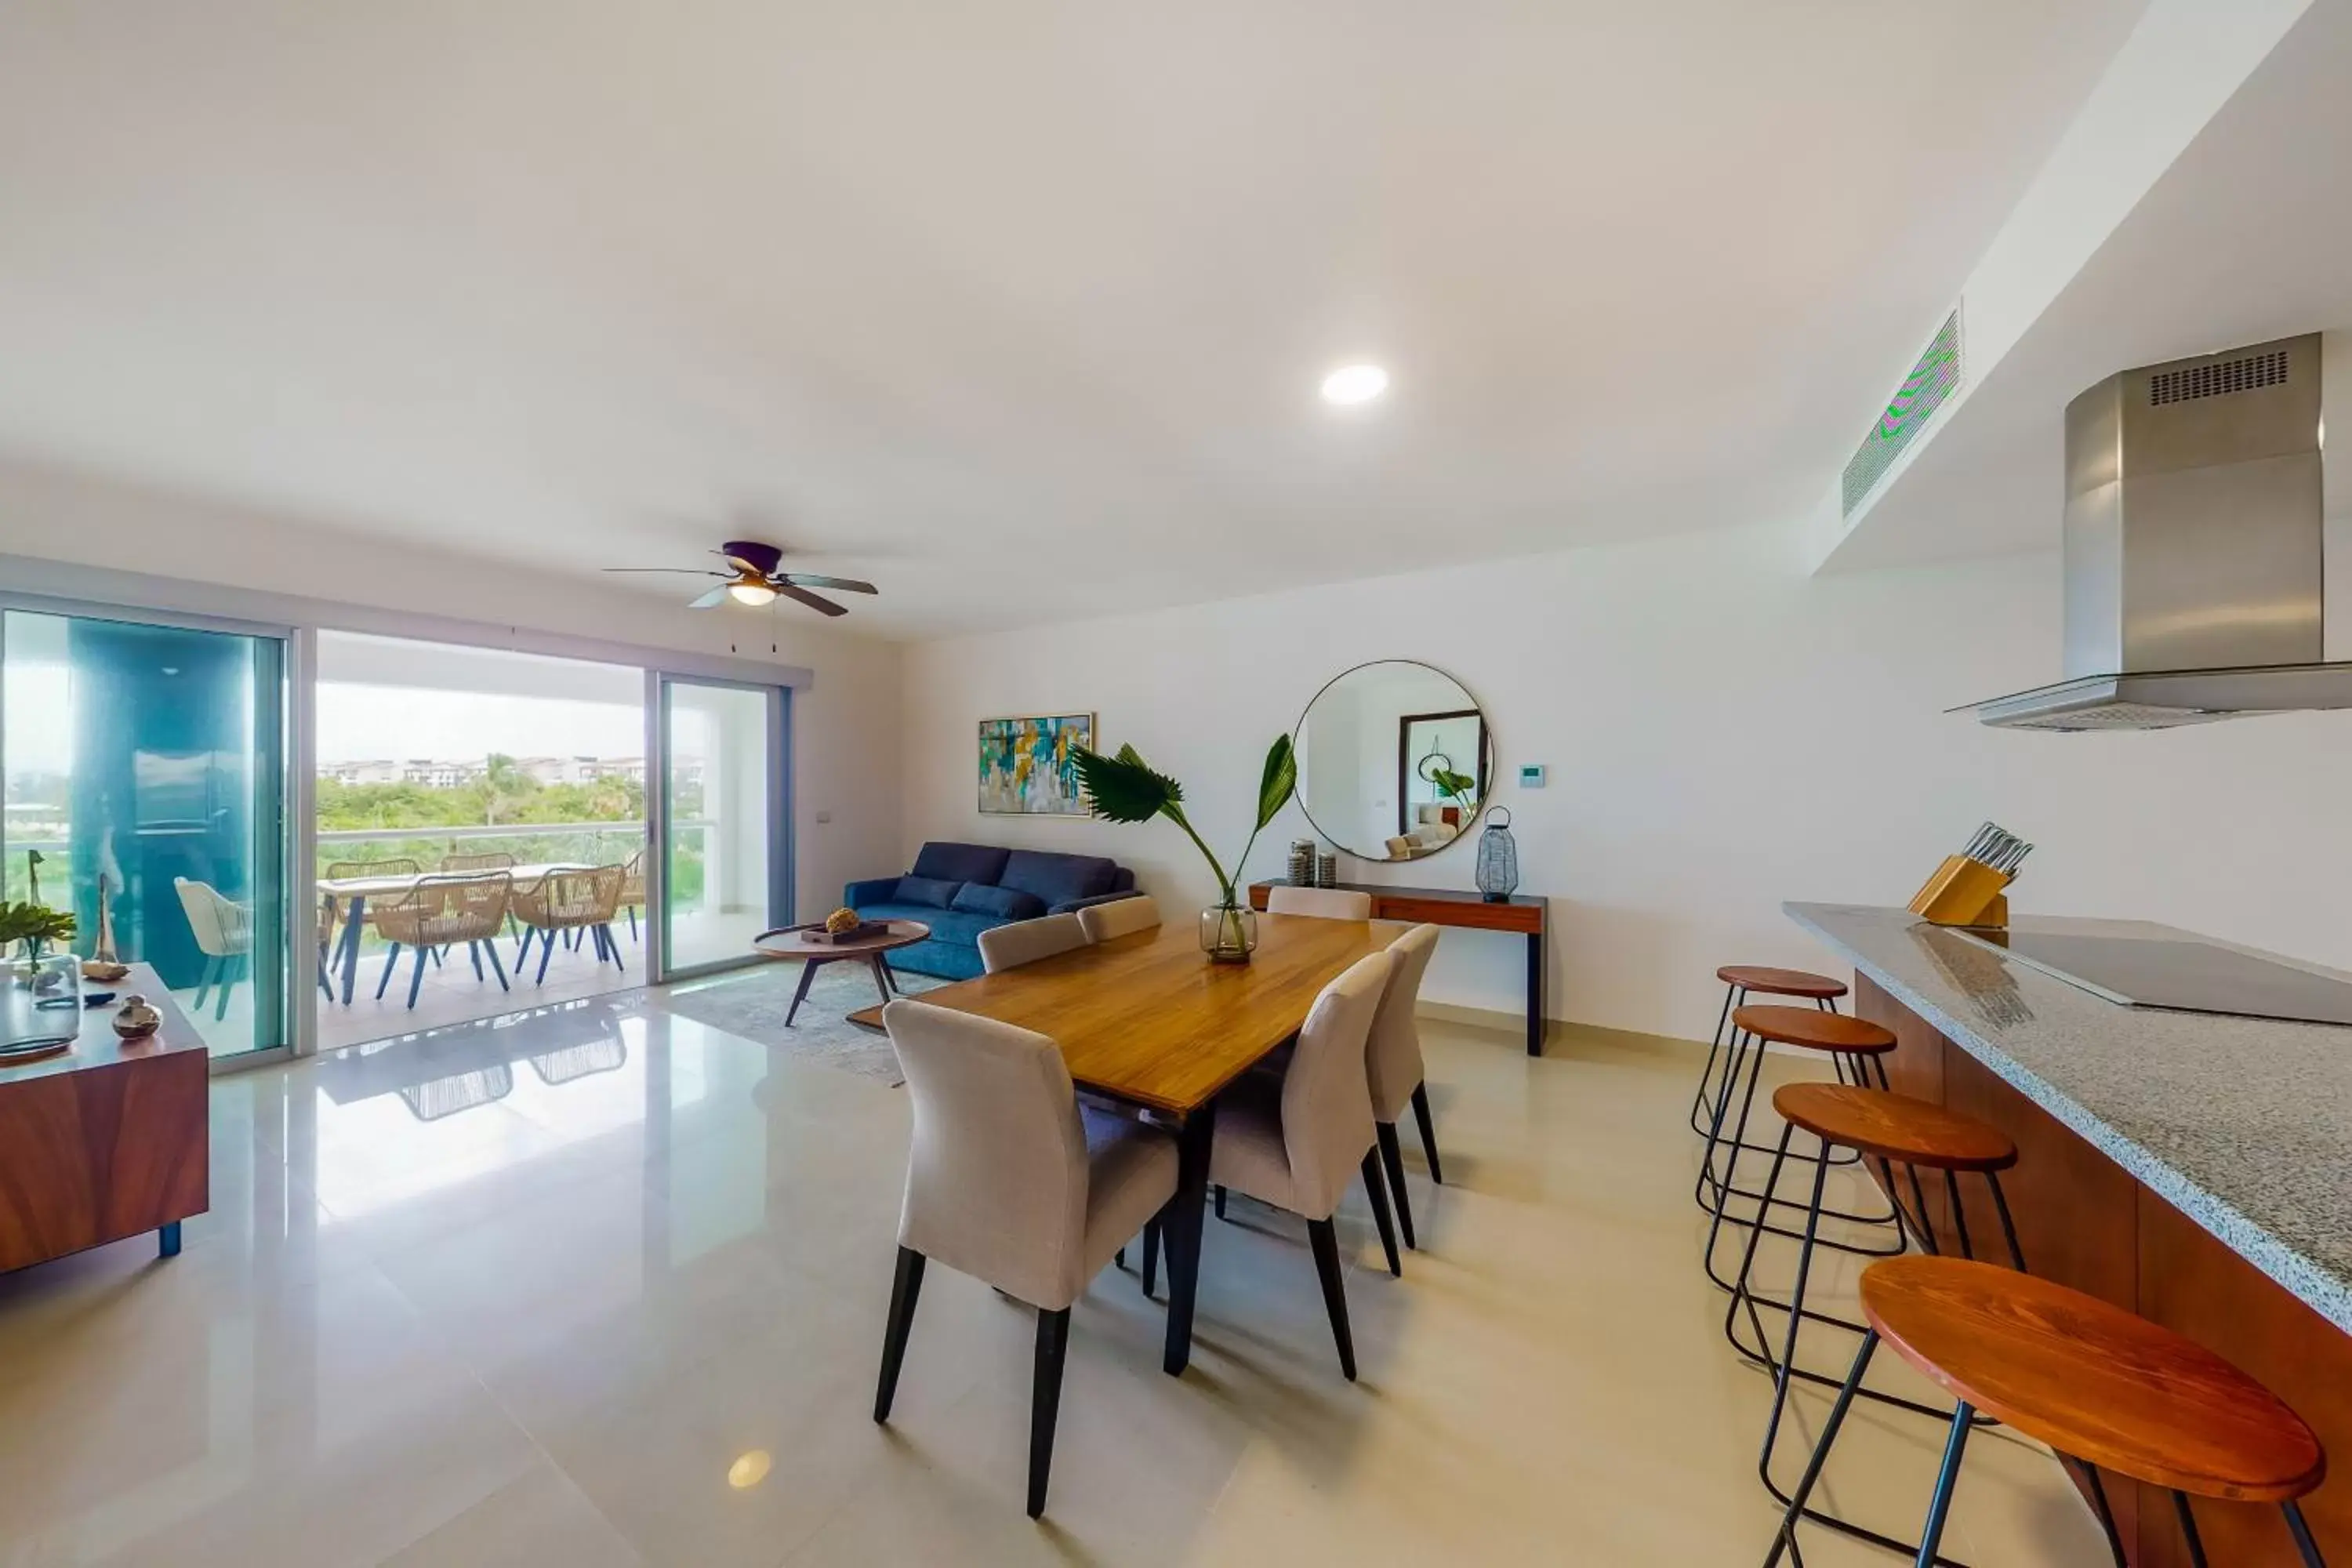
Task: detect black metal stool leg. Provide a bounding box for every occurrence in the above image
[1702,1044,1900,1288]
[1691,984,1742,1135]
[1764,1332,1878,1568]
[2061,1457,2129,1568]
[1944,1168,1976,1261]
[1915,1402,1977,1568]
[1988,1171,2027,1271]
[2285,1501,2329,1567]
[2172,1491,2211,1568]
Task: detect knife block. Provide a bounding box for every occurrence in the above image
[1907,854,2013,930]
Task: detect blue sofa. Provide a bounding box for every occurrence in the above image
[846,840,1141,981]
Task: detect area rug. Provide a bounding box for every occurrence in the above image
[656,960,947,1087]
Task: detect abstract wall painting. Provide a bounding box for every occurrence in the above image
[978,713,1094,816]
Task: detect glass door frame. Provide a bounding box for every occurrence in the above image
[644,671,791,984]
[0,589,304,1071]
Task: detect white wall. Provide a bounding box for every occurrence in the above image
[902,519,2352,1043]
[0,455,902,924]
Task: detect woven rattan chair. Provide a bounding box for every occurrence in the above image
[324,857,423,884]
[373,873,514,1008]
[618,848,647,942]
[512,865,627,983]
[438,851,516,873]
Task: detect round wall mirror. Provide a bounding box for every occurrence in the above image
[1294,660,1494,862]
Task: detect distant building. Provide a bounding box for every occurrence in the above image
[401,760,481,789]
[320,759,403,785]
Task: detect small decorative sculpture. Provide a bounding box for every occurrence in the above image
[824,906,862,935]
[112,994,162,1040]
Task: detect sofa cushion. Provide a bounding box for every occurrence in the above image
[912,841,1012,886]
[857,904,999,948]
[950,883,1048,922]
[999,850,1117,909]
[894,875,965,909]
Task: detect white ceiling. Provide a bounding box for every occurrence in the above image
[1829,0,2352,571]
[0,1,2147,639]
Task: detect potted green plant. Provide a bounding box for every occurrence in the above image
[0,900,76,961]
[1073,735,1297,963]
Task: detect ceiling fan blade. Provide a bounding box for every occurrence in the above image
[688,585,731,609]
[604,567,728,576]
[717,539,783,577]
[773,582,850,617]
[779,574,877,594]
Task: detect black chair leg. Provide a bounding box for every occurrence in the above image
[1377,1121,1417,1250]
[1214,1185,1228,1221]
[1359,1151,1402,1277]
[1142,1217,1161,1298]
[1306,1218,1356,1381]
[1028,1307,1072,1519]
[1410,1083,1443,1185]
[873,1247,925,1423]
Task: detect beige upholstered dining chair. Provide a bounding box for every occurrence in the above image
[511,865,626,983]
[1076,894,1160,943]
[174,877,252,1023]
[1204,949,1399,1380]
[1266,886,1374,920]
[1366,924,1443,1250]
[374,873,514,1008]
[874,999,1178,1518]
[978,911,1088,973]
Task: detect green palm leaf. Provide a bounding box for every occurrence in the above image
[1072,744,1184,825]
[1254,734,1298,831]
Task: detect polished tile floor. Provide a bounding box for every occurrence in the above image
[0,989,2110,1566]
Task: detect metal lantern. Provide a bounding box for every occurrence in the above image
[1474,808,1519,902]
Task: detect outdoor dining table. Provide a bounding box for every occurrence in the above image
[846,912,1404,1377]
[318,863,589,1006]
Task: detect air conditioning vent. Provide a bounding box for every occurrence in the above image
[2148,349,2289,405]
[1842,307,1963,518]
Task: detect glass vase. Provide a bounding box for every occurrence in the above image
[1198,902,1259,964]
[2,949,83,1059]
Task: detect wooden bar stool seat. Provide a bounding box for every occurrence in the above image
[1773,1083,2017,1173]
[1716,965,1847,1000]
[1693,969,1849,1142]
[1732,1004,1895,1055]
[1766,1257,2330,1568]
[1730,1087,2029,1564]
[1698,1000,1905,1294]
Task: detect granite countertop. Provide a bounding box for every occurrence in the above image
[1786,902,2352,1334]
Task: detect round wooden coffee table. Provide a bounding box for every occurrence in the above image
[753,920,932,1025]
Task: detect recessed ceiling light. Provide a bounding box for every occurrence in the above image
[1320,364,1389,406]
[728,1450,771,1490]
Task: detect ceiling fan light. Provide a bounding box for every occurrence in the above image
[727,580,779,606]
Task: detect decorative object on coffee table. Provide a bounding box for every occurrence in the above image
[824,906,862,935]
[754,920,933,1024]
[112,994,162,1040]
[1072,734,1298,965]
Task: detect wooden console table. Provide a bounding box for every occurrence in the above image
[0,964,209,1273]
[1247,880,1548,1055]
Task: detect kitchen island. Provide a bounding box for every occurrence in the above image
[1788,902,2351,1567]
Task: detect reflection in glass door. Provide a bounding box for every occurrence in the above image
[655,677,786,978]
[1,608,288,1058]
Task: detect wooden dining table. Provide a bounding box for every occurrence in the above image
[853,913,1405,1376]
[319,863,588,1006]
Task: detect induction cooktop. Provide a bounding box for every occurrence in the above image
[1958,928,2352,1026]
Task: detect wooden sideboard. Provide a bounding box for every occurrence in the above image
[1858,975,2350,1566]
[0,964,209,1273]
[1247,880,1548,1055]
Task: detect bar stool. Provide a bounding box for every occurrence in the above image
[1701,1004,1904,1293]
[1766,1256,2329,1568]
[1693,966,1849,1139]
[1728,1082,2024,1560]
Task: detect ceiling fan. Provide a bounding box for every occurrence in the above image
[603,539,878,618]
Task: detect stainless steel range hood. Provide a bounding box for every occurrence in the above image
[1959,332,2352,731]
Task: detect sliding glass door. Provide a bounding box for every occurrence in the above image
[1,607,288,1058]
[654,677,787,979]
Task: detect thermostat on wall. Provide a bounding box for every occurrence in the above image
[1519,764,1546,788]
